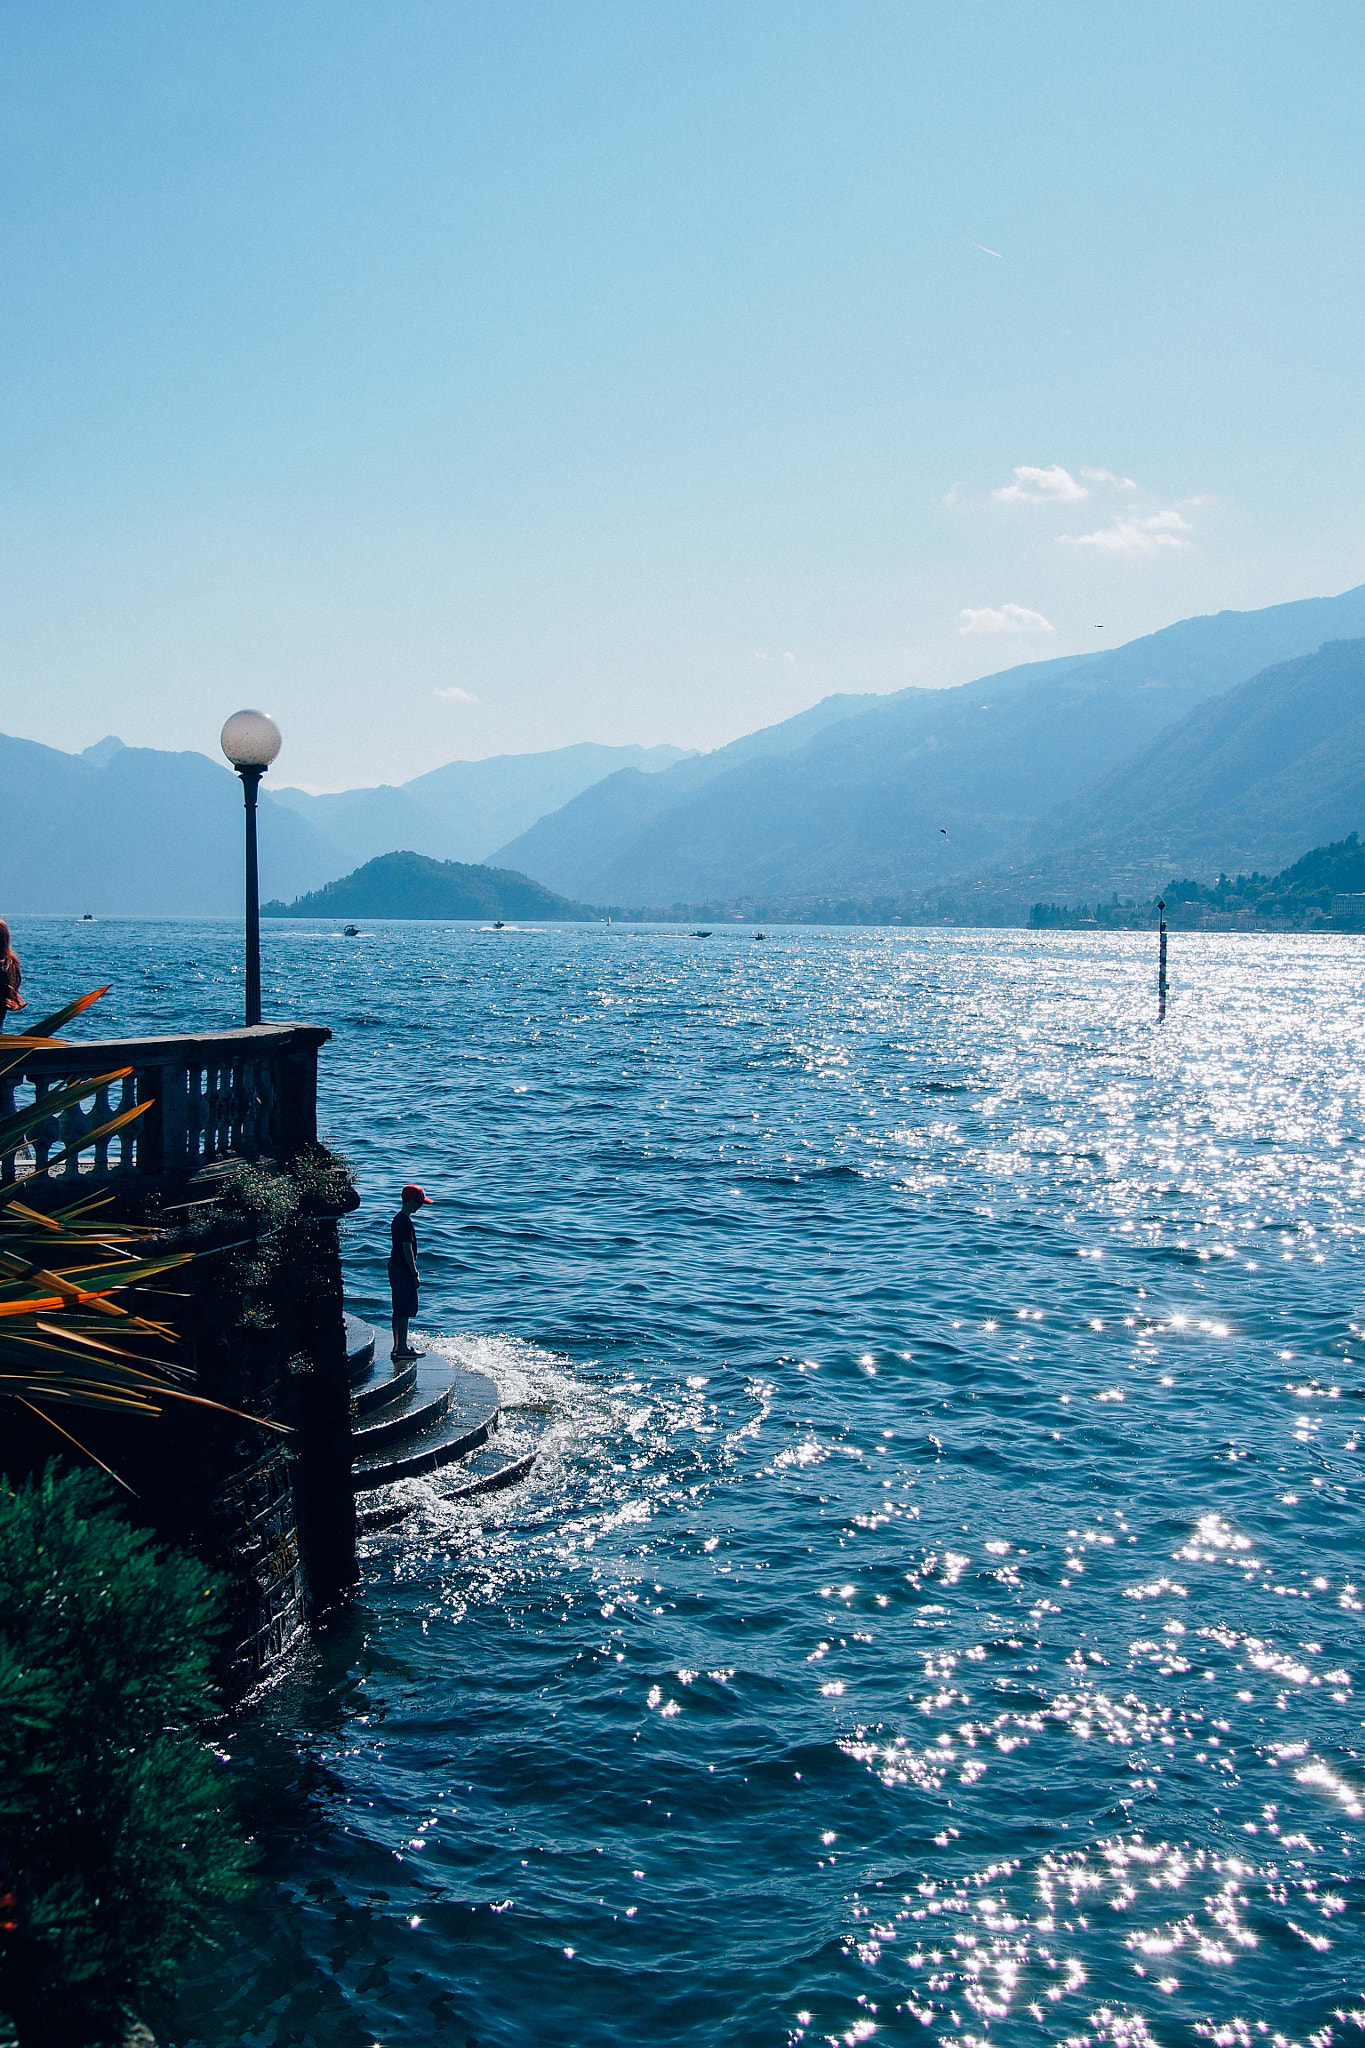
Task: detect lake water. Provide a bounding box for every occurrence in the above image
[16,918,1365,2046]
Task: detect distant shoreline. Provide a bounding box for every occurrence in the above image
[33,909,1360,936]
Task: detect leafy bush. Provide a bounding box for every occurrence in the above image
[0,1466,252,2045]
[184,1144,357,1340]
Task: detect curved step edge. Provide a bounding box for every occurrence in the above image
[445,1448,538,1501]
[345,1313,377,1385]
[353,1410,499,1490]
[352,1358,455,1454]
[353,1355,418,1419]
[358,1448,538,1532]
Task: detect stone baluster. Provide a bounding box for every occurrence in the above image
[212,1062,232,1160]
[134,1065,164,1177]
[188,1062,206,1168]
[30,1078,58,1174]
[155,1060,187,1178]
[219,1062,236,1157]
[6,1026,329,1188]
[91,1080,114,1177]
[230,1059,248,1155]
[55,1094,86,1180]
[0,1077,17,1186]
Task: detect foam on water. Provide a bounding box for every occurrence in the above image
[12,918,1364,2045]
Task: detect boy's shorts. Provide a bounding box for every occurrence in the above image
[388,1262,418,1318]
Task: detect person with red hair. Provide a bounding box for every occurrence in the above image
[0,923,24,1031]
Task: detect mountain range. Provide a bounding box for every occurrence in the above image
[0,735,329,918]
[999,635,1365,903]
[490,583,1365,912]
[6,578,1365,919]
[269,740,688,873]
[0,734,684,916]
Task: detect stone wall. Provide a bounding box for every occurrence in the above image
[2,1144,359,1697]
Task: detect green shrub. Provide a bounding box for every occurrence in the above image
[0,1466,253,2045]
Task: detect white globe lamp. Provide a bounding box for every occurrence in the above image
[220,710,282,1027]
[221,709,282,772]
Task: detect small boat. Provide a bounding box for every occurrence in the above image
[342,924,361,937]
[493,920,506,930]
[693,929,713,938]
[82,912,93,921]
[753,931,768,940]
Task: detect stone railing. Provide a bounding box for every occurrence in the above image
[0,1022,331,1188]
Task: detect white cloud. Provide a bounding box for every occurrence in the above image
[1062,509,1192,555]
[1080,466,1137,489]
[992,464,1088,504]
[434,685,478,702]
[959,603,1055,635]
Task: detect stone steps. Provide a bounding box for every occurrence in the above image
[352,1355,456,1454]
[353,1379,500,1488]
[346,1317,509,1493]
[345,1312,377,1385]
[354,1353,417,1418]
[443,1441,539,1501]
[357,1439,539,1532]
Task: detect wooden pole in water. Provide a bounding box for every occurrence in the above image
[1157,898,1168,1022]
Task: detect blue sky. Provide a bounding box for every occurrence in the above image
[2,2,1363,788]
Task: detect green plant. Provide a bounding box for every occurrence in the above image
[186,1147,356,1328]
[0,1464,253,2044]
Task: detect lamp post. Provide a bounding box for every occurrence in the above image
[220,710,282,1028]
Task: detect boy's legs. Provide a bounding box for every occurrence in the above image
[391,1310,409,1360]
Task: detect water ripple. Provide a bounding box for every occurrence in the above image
[19,919,1364,2045]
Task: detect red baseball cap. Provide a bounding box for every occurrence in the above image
[401,1183,433,1204]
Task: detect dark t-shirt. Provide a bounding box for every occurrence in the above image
[390,1209,417,1266]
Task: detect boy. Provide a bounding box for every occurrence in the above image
[388,1182,432,1362]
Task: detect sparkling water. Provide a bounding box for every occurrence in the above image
[16,918,1364,2045]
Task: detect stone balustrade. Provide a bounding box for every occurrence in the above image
[0,1021,330,1188]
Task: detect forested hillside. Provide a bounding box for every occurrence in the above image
[262,851,594,921]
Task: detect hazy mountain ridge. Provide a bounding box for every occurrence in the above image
[483,691,922,896]
[8,582,1365,920]
[0,735,686,915]
[272,741,689,873]
[993,636,1365,902]
[0,734,337,916]
[495,583,1365,907]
